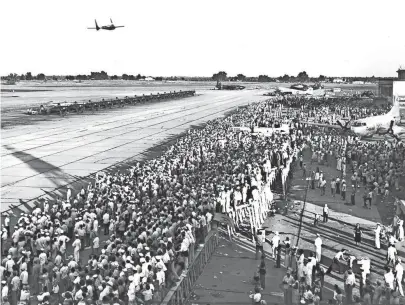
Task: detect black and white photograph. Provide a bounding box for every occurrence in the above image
[1,1,405,304]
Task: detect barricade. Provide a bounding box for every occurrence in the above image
[161,230,219,305]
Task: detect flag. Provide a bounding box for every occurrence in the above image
[213,213,235,230]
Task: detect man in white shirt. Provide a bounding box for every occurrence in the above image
[102,212,110,235]
[206,211,213,232]
[326,249,347,274]
[156,264,166,286]
[344,269,356,304]
[72,235,81,263]
[384,267,395,290]
[387,244,397,267]
[395,259,404,296]
[271,232,280,259]
[323,204,329,223]
[314,234,322,262]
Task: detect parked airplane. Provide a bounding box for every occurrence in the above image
[292,97,404,141]
[87,19,124,31]
[277,86,314,95]
[350,96,403,139]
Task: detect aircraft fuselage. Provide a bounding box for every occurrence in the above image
[101,25,115,30]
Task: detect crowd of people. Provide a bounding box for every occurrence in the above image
[0,96,307,305]
[1,95,403,305]
[273,96,405,304]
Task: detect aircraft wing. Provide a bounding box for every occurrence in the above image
[115,26,125,28]
[87,27,98,29]
[300,121,343,128]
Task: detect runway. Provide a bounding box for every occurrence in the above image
[1,90,268,213]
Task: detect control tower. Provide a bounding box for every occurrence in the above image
[397,68,405,81]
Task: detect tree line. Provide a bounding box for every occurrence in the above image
[211,71,378,83]
[1,71,379,83]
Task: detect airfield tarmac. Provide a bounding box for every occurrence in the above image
[0,89,268,213]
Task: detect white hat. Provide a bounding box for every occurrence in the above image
[140,258,146,263]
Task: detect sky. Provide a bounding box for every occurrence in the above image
[1,0,405,78]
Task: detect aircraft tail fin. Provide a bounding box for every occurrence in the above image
[95,19,100,31]
[388,96,401,120]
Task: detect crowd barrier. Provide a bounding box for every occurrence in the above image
[26,90,196,115]
[161,230,219,305]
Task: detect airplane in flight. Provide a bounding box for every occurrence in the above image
[87,19,124,31]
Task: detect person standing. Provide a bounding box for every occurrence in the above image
[4,215,10,236]
[331,179,336,197]
[341,181,347,201]
[281,270,295,305]
[395,258,404,296]
[354,224,363,246]
[387,244,397,267]
[271,232,280,259]
[254,229,265,260]
[336,177,341,195]
[275,245,282,268]
[10,271,20,305]
[350,186,356,205]
[384,267,395,290]
[72,235,81,264]
[320,178,326,196]
[284,238,291,268]
[314,234,322,263]
[66,187,72,203]
[344,269,355,304]
[322,204,329,223]
[375,223,381,249]
[102,212,110,236]
[258,256,266,290]
[313,213,320,227]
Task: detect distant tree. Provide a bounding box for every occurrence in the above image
[20,74,26,80]
[297,71,309,81]
[111,75,118,80]
[155,77,163,81]
[25,72,33,80]
[65,75,75,80]
[136,74,142,80]
[237,74,246,81]
[52,76,58,81]
[5,73,18,80]
[36,73,46,80]
[258,75,272,82]
[280,74,290,82]
[90,71,109,80]
[76,75,88,80]
[128,75,136,80]
[212,71,227,82]
[319,75,326,81]
[122,74,129,80]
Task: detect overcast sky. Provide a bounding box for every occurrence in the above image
[1,0,404,77]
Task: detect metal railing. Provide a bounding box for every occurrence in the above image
[161,230,219,305]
